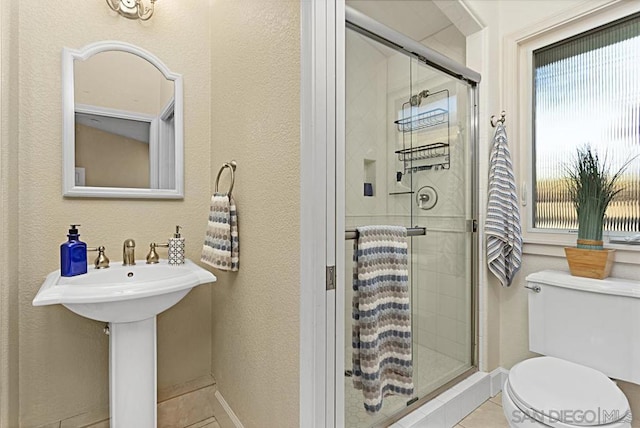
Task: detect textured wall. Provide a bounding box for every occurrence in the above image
[16,1,211,426]
[75,124,150,188]
[466,0,640,366]
[210,1,300,427]
[466,0,640,415]
[0,0,20,426]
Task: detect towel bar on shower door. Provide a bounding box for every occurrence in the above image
[344,227,426,240]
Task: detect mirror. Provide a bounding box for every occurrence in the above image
[63,41,183,198]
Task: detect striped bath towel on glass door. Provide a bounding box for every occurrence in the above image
[352,225,413,414]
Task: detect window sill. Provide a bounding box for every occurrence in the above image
[523,238,640,265]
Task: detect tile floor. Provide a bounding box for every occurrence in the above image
[185,417,220,428]
[454,393,509,428]
[455,392,640,428]
[86,416,220,428]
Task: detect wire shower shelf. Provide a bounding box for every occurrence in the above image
[395,142,450,173]
[394,108,448,133]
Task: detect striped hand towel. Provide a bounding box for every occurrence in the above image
[201,192,239,271]
[352,226,413,414]
[485,123,522,287]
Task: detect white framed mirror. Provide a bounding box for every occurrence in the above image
[62,41,184,198]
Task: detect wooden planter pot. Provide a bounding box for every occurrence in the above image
[564,242,615,280]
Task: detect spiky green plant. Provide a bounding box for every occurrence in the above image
[565,146,630,249]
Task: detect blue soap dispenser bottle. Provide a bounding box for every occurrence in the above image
[60,224,87,277]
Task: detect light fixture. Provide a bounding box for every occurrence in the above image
[106,0,157,21]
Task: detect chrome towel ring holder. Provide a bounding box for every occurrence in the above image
[215,160,237,197]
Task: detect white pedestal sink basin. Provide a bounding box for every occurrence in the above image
[33,259,216,428]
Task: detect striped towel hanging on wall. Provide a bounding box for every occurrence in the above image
[485,123,522,287]
[201,192,239,271]
[352,225,413,414]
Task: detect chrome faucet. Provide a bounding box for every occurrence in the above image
[123,239,136,266]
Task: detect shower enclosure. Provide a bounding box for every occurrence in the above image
[342,7,479,427]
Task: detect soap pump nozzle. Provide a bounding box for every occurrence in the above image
[174,225,182,238]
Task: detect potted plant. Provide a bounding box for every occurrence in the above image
[564,146,630,279]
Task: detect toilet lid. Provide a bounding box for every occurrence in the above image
[509,357,630,427]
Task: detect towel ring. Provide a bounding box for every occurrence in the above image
[215,160,237,197]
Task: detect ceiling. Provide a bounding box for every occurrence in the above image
[346,0,453,43]
[76,112,150,144]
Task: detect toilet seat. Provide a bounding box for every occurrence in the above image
[505,357,631,428]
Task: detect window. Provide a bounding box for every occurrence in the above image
[531,13,640,236]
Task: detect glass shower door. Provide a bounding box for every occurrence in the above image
[343,28,415,427]
[407,57,475,401]
[343,26,477,428]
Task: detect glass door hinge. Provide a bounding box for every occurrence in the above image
[326,265,336,291]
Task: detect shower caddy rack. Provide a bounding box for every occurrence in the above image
[394,107,448,132]
[395,142,450,173]
[394,88,450,173]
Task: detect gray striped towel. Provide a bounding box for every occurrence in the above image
[485,123,522,287]
[352,226,413,414]
[201,192,239,271]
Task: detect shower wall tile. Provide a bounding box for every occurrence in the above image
[437,295,458,318]
[423,255,439,274]
[346,31,389,218]
[456,298,467,322]
[437,316,457,339]
[345,27,471,373]
[424,314,437,335]
[457,320,469,345]
[438,273,460,298]
[437,254,463,277]
[436,335,459,359]
[426,295,438,315]
[422,331,437,350]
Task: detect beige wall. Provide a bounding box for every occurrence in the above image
[75,124,150,188]
[210,1,300,427]
[467,0,640,365]
[1,1,303,427]
[11,1,211,426]
[0,0,20,426]
[466,0,640,418]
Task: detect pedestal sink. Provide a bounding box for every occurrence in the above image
[33,259,216,427]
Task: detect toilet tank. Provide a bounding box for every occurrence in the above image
[527,270,640,384]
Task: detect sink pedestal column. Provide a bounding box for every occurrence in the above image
[109,317,157,427]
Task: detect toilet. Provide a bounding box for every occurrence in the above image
[502,270,638,428]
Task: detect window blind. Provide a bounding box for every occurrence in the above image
[533,13,640,233]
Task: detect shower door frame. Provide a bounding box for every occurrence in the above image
[299,2,481,427]
[336,6,482,427]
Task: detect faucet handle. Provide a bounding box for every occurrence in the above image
[146,242,168,264]
[87,246,110,269]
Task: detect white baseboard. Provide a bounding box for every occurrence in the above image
[490,367,509,397]
[214,390,245,428]
[392,369,510,428]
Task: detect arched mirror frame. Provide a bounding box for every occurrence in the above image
[62,40,184,199]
